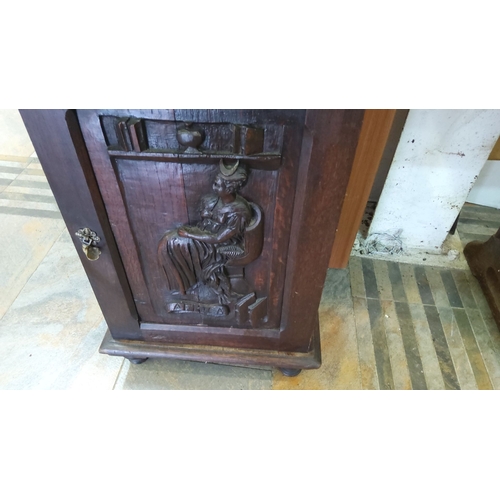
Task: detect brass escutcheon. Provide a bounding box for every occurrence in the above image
[75,228,101,261]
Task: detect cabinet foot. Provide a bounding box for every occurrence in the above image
[126,357,149,365]
[279,367,302,377]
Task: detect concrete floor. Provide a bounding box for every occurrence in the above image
[1,110,500,390]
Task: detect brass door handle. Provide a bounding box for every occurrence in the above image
[75,228,101,261]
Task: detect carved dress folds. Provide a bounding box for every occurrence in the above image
[158,193,252,299]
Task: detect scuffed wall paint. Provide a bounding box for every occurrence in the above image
[368,110,500,254]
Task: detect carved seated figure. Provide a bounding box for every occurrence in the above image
[158,160,263,313]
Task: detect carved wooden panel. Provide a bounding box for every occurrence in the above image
[98,114,284,168]
[100,115,283,157]
[21,109,365,370]
[77,110,305,337]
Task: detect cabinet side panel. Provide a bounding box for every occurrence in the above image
[279,109,365,352]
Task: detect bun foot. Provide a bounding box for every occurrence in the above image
[126,357,149,365]
[279,367,302,377]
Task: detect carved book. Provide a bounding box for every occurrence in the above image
[20,110,364,376]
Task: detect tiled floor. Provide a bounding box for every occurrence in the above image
[1,110,500,390]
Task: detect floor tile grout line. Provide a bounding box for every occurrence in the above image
[452,269,479,310]
[414,265,460,389]
[112,357,126,390]
[463,269,492,317]
[369,260,428,390]
[438,306,478,390]
[0,224,67,323]
[459,218,500,228]
[452,308,494,390]
[464,307,500,389]
[380,299,413,390]
[26,157,39,167]
[425,265,452,309]
[352,296,379,390]
[0,207,62,220]
[350,258,379,389]
[348,261,372,389]
[366,297,396,390]
[408,302,448,390]
[47,316,110,390]
[0,153,35,162]
[362,259,460,389]
[350,300,480,385]
[361,259,396,390]
[0,191,58,203]
[478,308,500,353]
[422,304,461,390]
[478,309,500,389]
[0,160,25,193]
[354,253,469,271]
[440,269,464,308]
[350,295,481,310]
[394,301,428,390]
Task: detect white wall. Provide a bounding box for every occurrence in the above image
[368,110,500,253]
[466,160,500,209]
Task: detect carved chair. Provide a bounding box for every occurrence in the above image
[222,202,264,294]
[226,202,264,266]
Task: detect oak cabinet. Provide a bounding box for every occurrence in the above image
[20,109,364,376]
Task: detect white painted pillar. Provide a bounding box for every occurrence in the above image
[368,110,500,253]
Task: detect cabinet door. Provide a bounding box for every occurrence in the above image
[77,110,306,349]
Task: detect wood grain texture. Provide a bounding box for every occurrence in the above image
[329,109,397,269]
[100,317,321,370]
[279,109,365,351]
[117,159,189,318]
[266,116,305,326]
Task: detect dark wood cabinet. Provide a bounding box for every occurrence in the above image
[20,109,364,375]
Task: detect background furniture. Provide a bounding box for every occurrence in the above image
[465,230,500,331]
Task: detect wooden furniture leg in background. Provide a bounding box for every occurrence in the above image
[464,229,500,331]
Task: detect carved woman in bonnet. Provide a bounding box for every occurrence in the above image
[158,160,252,304]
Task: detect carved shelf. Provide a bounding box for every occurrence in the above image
[107,149,282,169]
